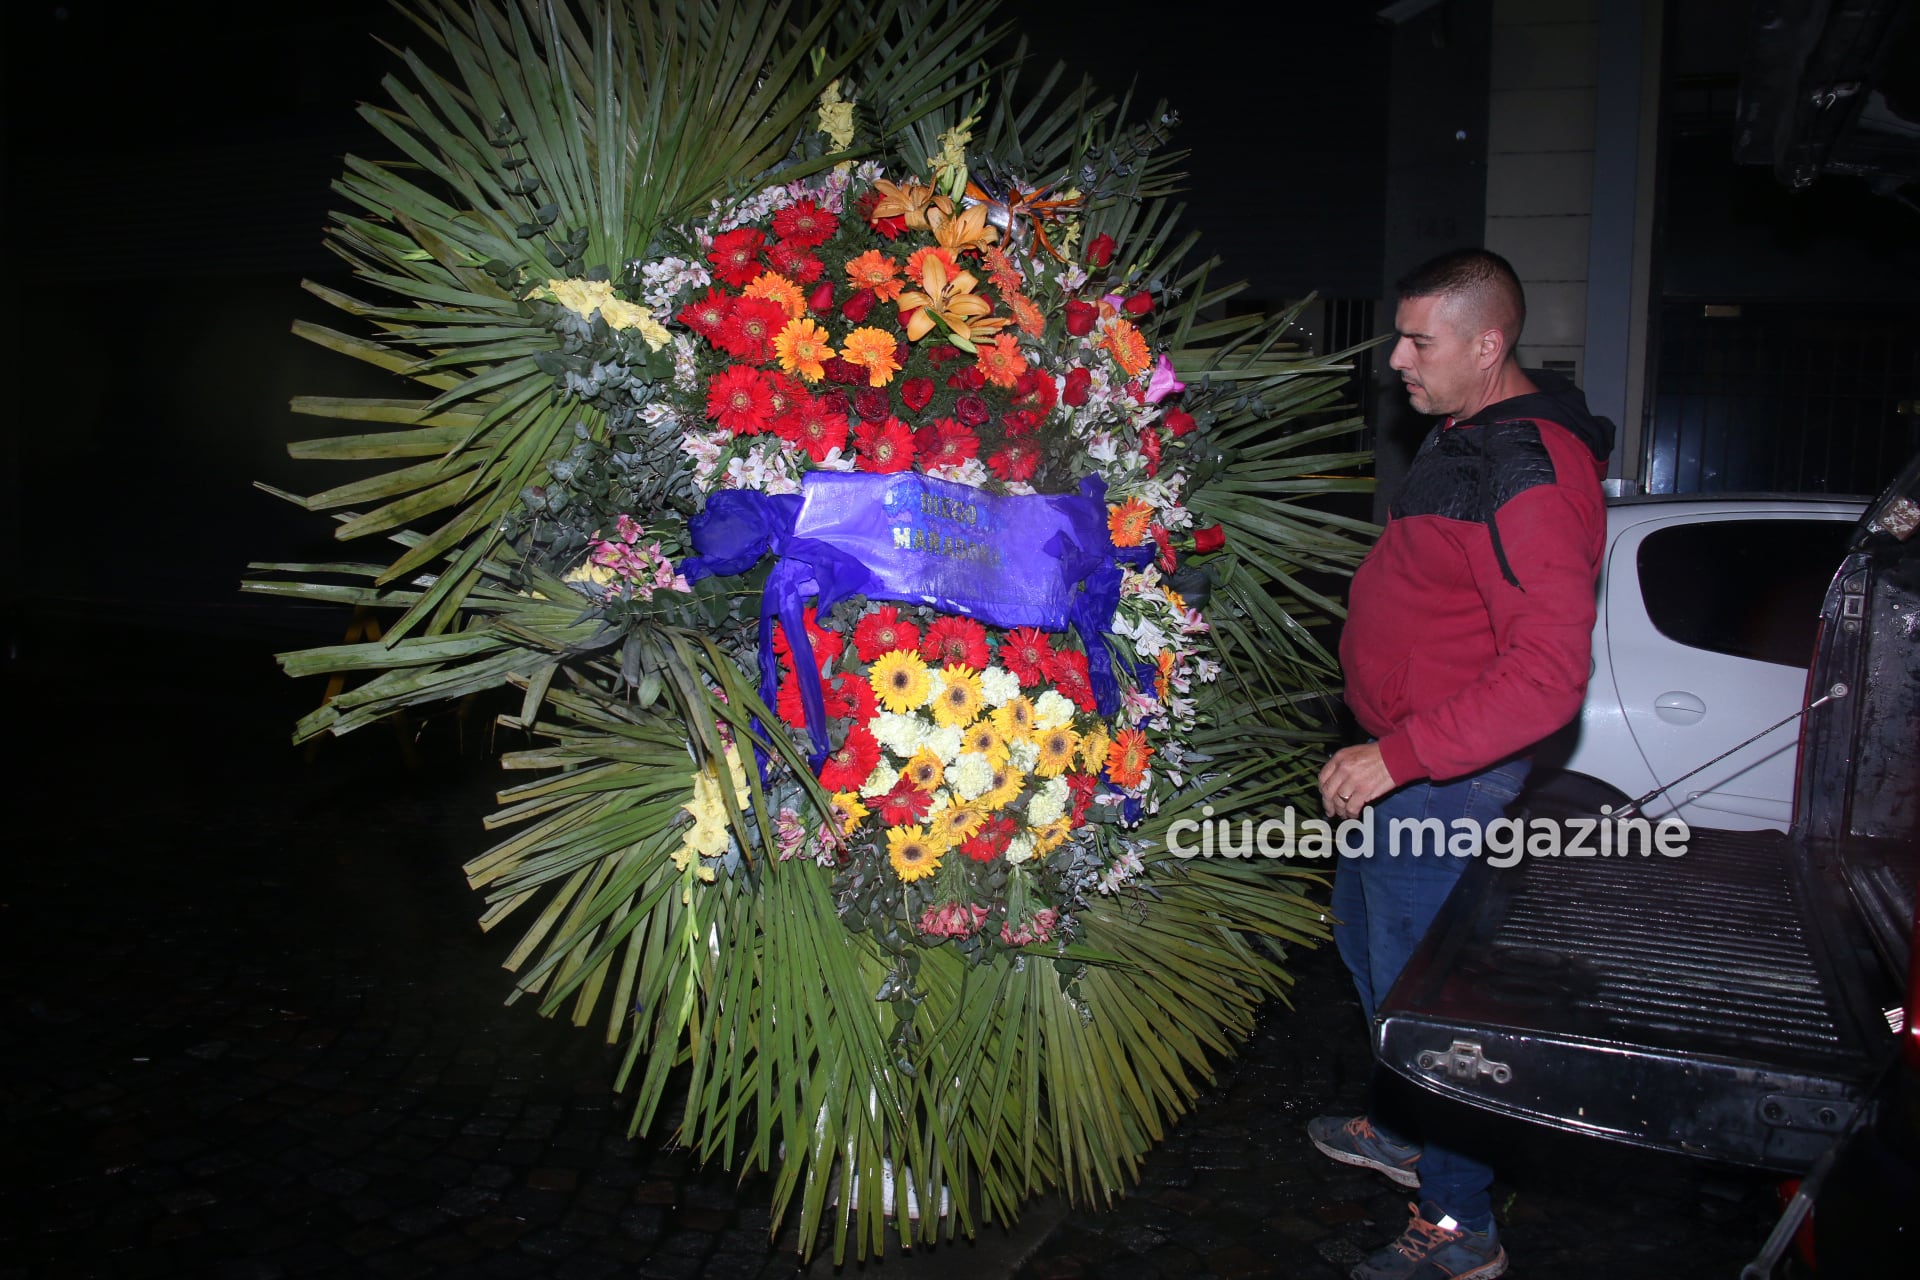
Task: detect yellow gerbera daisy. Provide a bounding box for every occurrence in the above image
[869,649,931,714]
[1033,817,1074,853]
[991,695,1038,744]
[887,824,945,882]
[929,801,988,848]
[830,790,869,836]
[744,270,806,318]
[930,664,985,727]
[839,326,903,387]
[1079,726,1111,775]
[774,316,834,383]
[902,746,945,793]
[1034,724,1080,777]
[980,764,1026,810]
[959,719,1010,767]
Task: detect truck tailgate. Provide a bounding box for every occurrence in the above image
[1374,827,1901,1171]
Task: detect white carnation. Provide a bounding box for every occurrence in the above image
[1009,738,1040,773]
[869,712,926,757]
[1027,776,1070,827]
[1005,833,1037,865]
[1032,690,1075,730]
[860,763,900,798]
[979,666,1020,707]
[923,724,963,763]
[949,753,993,800]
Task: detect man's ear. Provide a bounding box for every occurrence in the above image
[1476,327,1506,370]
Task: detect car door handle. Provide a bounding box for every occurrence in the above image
[1653,691,1707,724]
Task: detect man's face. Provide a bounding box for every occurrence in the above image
[1388,294,1479,418]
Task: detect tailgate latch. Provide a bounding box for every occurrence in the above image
[1416,1040,1513,1086]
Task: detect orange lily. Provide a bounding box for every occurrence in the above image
[927,201,998,255]
[894,254,1010,349]
[869,179,952,231]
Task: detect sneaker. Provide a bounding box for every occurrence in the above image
[1307,1114,1421,1188]
[1350,1200,1507,1280]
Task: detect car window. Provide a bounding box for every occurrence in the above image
[1635,517,1855,667]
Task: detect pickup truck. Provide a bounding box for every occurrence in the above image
[1375,454,1920,1273]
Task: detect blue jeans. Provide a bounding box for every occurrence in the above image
[1331,757,1529,1228]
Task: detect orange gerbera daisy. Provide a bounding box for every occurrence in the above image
[1098,317,1151,376]
[839,326,903,387]
[1107,498,1155,548]
[904,245,960,288]
[774,316,834,383]
[844,250,904,302]
[1005,290,1045,337]
[975,333,1028,389]
[744,270,806,318]
[1105,727,1153,788]
[981,245,1024,293]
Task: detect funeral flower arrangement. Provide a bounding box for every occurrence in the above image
[251,0,1371,1260]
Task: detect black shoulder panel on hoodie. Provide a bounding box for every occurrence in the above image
[1390,420,1555,523]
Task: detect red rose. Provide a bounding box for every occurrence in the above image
[926,343,968,366]
[853,387,891,421]
[1062,367,1092,407]
[1064,300,1098,337]
[900,376,935,414]
[951,393,990,427]
[1086,233,1116,268]
[1163,409,1197,437]
[840,288,875,323]
[893,340,911,369]
[823,356,866,386]
[807,280,836,312]
[1122,291,1154,316]
[1193,524,1226,554]
[1001,408,1039,436]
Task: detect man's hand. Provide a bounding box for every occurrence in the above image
[1319,744,1397,820]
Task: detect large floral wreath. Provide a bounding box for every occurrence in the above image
[253,0,1372,1260]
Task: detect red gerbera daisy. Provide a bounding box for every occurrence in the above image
[1066,771,1100,824]
[914,419,980,470]
[874,777,932,827]
[986,440,1041,483]
[853,606,921,662]
[763,371,806,423]
[705,364,772,436]
[1047,647,1098,712]
[831,671,878,724]
[818,724,881,792]
[706,227,767,288]
[960,813,1017,862]
[854,416,916,473]
[768,240,824,285]
[920,616,989,671]
[999,626,1056,686]
[714,295,788,362]
[679,287,734,344]
[784,396,850,463]
[772,606,843,672]
[776,668,809,728]
[772,198,837,248]
[1012,367,1058,417]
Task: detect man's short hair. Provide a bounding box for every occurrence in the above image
[1396,248,1526,343]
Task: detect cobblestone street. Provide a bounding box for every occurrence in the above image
[2,616,1789,1278]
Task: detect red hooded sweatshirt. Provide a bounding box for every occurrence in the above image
[1340,377,1611,784]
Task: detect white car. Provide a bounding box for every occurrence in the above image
[1525,493,1868,831]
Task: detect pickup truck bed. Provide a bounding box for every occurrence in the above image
[1377,827,1899,1170]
